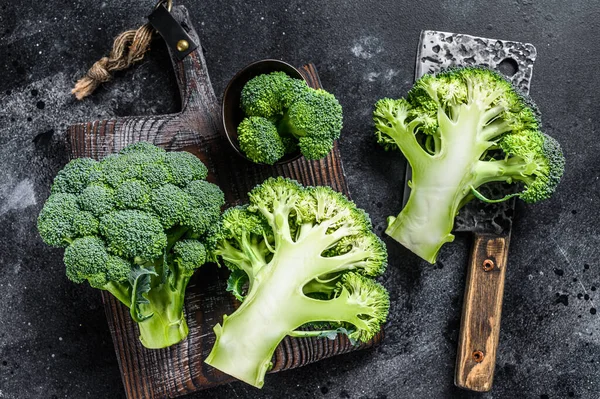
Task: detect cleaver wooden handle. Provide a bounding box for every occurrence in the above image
[455,232,510,392]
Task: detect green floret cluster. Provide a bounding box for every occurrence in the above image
[373,67,565,263]
[205,177,389,388]
[237,71,343,164]
[37,142,224,349]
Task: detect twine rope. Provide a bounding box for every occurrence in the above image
[71,23,154,100]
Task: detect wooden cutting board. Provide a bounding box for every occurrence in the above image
[66,6,382,398]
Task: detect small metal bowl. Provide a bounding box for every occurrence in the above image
[222,59,304,165]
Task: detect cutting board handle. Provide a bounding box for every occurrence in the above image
[455,233,510,392]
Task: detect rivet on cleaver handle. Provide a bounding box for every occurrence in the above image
[412,30,537,392]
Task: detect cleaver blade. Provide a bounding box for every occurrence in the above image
[407,30,537,392]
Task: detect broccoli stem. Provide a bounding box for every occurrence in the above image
[205,277,293,388]
[167,227,189,249]
[288,330,338,338]
[277,111,304,138]
[474,159,536,187]
[137,269,191,349]
[385,183,458,263]
[104,281,132,307]
[302,274,340,297]
[388,104,490,263]
[206,240,311,387]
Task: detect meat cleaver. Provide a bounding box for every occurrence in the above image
[406,31,537,391]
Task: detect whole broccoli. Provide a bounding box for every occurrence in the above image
[205,177,389,388]
[237,72,343,164]
[373,67,565,263]
[37,142,225,349]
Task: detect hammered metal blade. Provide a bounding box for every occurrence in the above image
[402,30,537,234]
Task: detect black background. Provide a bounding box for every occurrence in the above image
[0,1,598,398]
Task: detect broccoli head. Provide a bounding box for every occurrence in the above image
[37,142,225,349]
[373,67,565,263]
[205,177,388,388]
[236,72,343,163]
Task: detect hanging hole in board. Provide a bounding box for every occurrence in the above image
[497,58,518,77]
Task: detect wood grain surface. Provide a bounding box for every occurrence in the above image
[454,233,510,392]
[66,6,381,398]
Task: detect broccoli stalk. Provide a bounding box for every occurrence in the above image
[374,67,565,263]
[38,142,224,349]
[205,177,389,388]
[131,238,206,348]
[136,283,189,348]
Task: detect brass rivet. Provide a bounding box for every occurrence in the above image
[472,350,485,363]
[482,259,495,272]
[176,40,189,52]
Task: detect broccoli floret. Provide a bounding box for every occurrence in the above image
[280,78,310,109]
[205,177,388,388]
[63,237,132,305]
[184,180,225,235]
[99,153,140,188]
[237,116,285,165]
[99,210,167,260]
[97,144,207,189]
[173,240,207,272]
[37,193,80,247]
[373,67,565,263]
[78,184,115,216]
[185,180,225,209]
[240,71,290,118]
[333,273,389,342]
[51,158,99,194]
[37,142,224,349]
[163,151,209,186]
[237,72,343,163]
[278,89,343,160]
[72,211,99,236]
[64,236,111,286]
[150,184,192,229]
[114,180,152,210]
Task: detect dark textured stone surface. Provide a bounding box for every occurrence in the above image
[0,0,598,398]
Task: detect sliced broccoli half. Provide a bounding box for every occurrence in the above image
[205,177,389,388]
[37,142,225,349]
[373,67,565,263]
